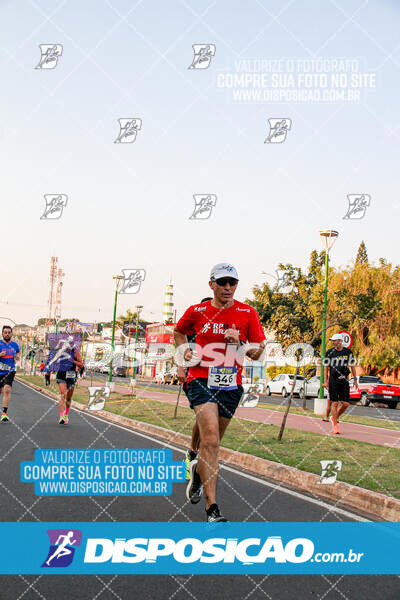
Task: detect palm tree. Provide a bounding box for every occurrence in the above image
[116,309,138,329]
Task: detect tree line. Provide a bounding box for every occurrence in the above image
[247,241,400,382]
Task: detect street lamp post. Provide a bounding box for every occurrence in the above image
[109,276,124,384]
[315,230,339,415]
[132,305,143,381]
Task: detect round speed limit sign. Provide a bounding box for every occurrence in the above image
[338,330,353,348]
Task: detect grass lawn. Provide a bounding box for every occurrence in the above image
[18,374,400,499]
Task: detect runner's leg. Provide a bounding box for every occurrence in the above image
[331,401,339,426]
[2,384,11,410]
[218,416,231,441]
[337,401,349,418]
[58,382,67,418]
[194,402,220,510]
[323,399,331,421]
[337,380,350,418]
[65,387,74,414]
[191,421,200,452]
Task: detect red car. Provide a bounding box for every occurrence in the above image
[350,375,400,409]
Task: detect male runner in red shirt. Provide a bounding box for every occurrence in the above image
[174,263,266,522]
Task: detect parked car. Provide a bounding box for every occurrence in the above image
[99,363,109,374]
[298,376,328,399]
[265,374,306,397]
[350,375,400,408]
[113,366,128,377]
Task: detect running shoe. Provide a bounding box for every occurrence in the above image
[59,417,65,425]
[330,416,340,434]
[185,459,202,504]
[1,413,9,422]
[63,414,69,424]
[184,450,197,480]
[206,503,228,523]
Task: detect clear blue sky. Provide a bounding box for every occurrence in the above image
[1,0,399,326]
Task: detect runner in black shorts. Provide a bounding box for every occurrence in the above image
[0,326,20,422]
[45,336,84,424]
[323,333,358,435]
[183,297,213,481]
[174,264,266,522]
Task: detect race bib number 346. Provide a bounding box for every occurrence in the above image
[207,367,237,390]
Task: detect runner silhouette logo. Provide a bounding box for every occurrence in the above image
[42,529,82,568]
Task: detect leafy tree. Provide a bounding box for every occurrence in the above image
[247,251,400,381]
[58,318,80,326]
[355,240,368,265]
[116,310,150,337]
[247,251,325,349]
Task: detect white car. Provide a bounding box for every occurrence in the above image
[298,376,328,399]
[99,363,110,374]
[265,374,306,397]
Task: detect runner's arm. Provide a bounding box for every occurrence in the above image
[173,329,189,384]
[350,353,358,388]
[245,340,266,361]
[244,308,266,361]
[323,364,329,389]
[174,306,196,383]
[351,366,358,388]
[73,349,84,369]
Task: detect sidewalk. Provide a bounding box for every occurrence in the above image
[80,378,400,449]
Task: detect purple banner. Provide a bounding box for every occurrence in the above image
[44,333,82,372]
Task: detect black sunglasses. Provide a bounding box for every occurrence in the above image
[214,277,238,287]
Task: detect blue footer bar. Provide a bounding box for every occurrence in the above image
[0,522,399,574]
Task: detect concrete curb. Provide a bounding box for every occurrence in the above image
[18,378,400,522]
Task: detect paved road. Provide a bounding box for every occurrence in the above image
[3,380,398,599]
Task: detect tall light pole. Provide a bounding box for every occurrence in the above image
[109,275,124,383]
[316,230,339,415]
[133,305,143,381]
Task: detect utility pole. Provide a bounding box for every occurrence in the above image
[133,305,143,381]
[109,276,124,383]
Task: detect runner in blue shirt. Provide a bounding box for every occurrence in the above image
[0,326,20,422]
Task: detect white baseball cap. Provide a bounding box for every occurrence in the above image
[329,333,343,341]
[210,263,239,281]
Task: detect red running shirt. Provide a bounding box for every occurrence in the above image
[175,300,265,385]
